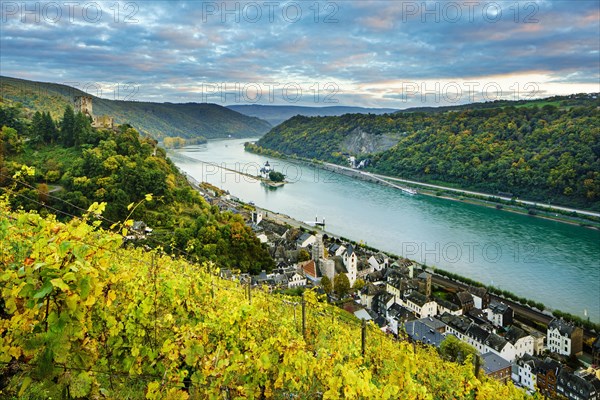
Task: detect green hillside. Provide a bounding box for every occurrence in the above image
[0,201,533,399]
[256,96,600,211]
[396,93,598,113]
[0,101,274,274]
[0,76,272,140]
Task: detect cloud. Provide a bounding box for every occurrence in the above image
[0,0,597,107]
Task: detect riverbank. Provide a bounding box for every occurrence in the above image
[319,162,600,229]
[244,144,600,228]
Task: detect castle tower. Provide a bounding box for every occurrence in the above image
[74,96,93,118]
[312,234,324,262]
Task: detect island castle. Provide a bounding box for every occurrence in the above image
[74,95,115,129]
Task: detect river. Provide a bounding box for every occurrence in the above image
[169,138,600,322]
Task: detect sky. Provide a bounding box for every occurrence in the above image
[1,0,599,108]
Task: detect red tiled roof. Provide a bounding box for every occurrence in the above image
[302,260,317,278]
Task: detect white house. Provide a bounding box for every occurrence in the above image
[515,354,540,393]
[505,326,535,358]
[484,334,517,363]
[328,243,346,257]
[296,233,316,248]
[547,318,583,356]
[404,292,437,318]
[360,283,382,309]
[367,256,380,271]
[487,300,513,328]
[287,273,306,288]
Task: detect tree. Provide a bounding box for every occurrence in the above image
[439,335,479,364]
[321,276,332,294]
[334,273,350,298]
[0,126,23,155]
[29,111,44,145]
[353,278,366,291]
[42,112,58,144]
[74,112,93,146]
[0,103,25,133]
[60,105,76,147]
[298,248,310,262]
[269,171,285,182]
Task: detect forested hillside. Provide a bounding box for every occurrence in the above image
[0,201,534,399]
[0,101,273,273]
[257,98,600,210]
[0,76,271,140]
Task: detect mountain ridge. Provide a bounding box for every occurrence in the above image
[227,104,398,125]
[0,75,272,140]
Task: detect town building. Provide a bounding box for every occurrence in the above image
[487,300,514,328]
[547,318,583,356]
[481,352,512,384]
[557,369,600,400]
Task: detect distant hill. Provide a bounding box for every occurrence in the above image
[0,76,272,139]
[396,93,599,114]
[227,104,398,126]
[256,95,600,210]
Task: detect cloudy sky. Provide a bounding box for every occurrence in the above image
[1,0,598,107]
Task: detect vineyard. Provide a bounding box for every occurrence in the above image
[0,197,535,399]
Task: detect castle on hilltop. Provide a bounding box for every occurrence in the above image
[74,95,114,129]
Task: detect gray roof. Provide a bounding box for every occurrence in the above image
[417,271,431,280]
[361,283,382,296]
[406,291,429,307]
[468,285,488,298]
[439,313,472,334]
[456,291,474,306]
[435,297,460,311]
[488,300,511,315]
[373,292,393,307]
[405,320,446,347]
[548,318,578,337]
[481,352,511,374]
[354,308,372,321]
[505,326,528,344]
[517,354,541,369]
[328,243,341,253]
[297,232,313,244]
[418,316,446,332]
[484,333,509,352]
[534,357,561,374]
[346,244,355,256]
[557,369,600,398]
[388,304,415,321]
[466,324,490,343]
